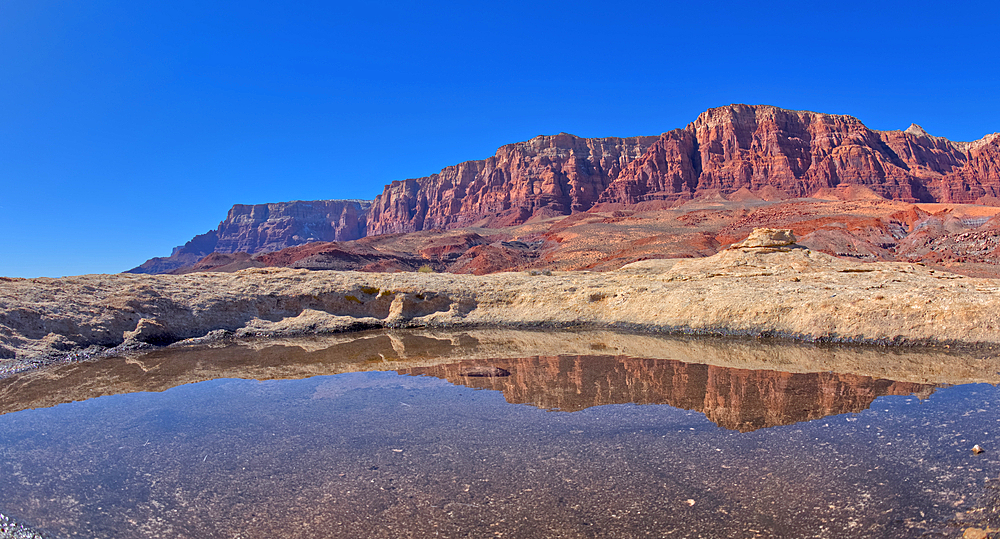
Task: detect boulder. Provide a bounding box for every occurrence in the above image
[727,228,797,250]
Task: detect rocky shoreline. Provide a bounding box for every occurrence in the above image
[0,513,46,539]
[3,230,1000,377]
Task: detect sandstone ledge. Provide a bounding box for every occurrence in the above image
[3,247,1000,375]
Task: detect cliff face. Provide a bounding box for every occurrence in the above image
[212,200,370,253]
[128,105,1000,275]
[127,200,370,274]
[597,129,700,205]
[938,133,1000,203]
[397,355,934,432]
[878,123,968,178]
[366,133,659,235]
[367,105,1000,233]
[687,105,918,200]
[600,105,997,205]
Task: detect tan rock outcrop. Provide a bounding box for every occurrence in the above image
[726,228,797,250]
[4,244,1000,376]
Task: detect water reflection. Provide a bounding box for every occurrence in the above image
[0,330,998,538]
[1,329,994,418]
[399,356,936,431]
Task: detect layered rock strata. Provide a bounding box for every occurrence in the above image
[128,200,370,274]
[600,105,1000,206]
[369,104,1000,234]
[366,133,659,235]
[141,196,1000,279]
[130,105,1000,275]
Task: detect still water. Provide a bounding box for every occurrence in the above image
[1,330,1000,538]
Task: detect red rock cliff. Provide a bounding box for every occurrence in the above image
[938,133,1000,203]
[366,133,659,235]
[369,105,1000,233]
[601,105,989,204]
[213,200,369,253]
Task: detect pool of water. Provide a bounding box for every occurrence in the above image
[1,330,1000,538]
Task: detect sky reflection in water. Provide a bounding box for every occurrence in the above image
[1,338,1000,538]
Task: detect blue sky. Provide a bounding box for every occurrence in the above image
[2,0,998,277]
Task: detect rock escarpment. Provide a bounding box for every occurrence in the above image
[600,105,1000,206]
[212,200,370,252]
[129,105,1000,274]
[366,133,659,235]
[366,105,1000,234]
[128,200,370,274]
[144,195,1000,279]
[937,133,1000,203]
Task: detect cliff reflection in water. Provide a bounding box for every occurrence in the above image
[0,329,960,429]
[399,355,936,431]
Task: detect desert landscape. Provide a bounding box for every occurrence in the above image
[127,105,1000,280]
[5,104,1000,539]
[4,227,1000,378]
[7,1,1000,535]
[4,105,1000,374]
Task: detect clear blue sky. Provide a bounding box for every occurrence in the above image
[2,0,998,277]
